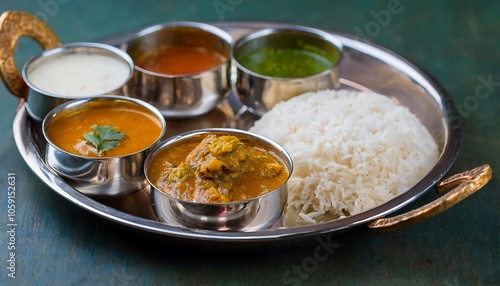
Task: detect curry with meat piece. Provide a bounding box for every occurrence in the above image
[147,134,289,203]
[46,100,163,157]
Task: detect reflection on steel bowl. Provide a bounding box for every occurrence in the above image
[232,25,343,116]
[144,128,293,231]
[42,96,166,197]
[124,22,233,118]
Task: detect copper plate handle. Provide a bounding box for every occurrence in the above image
[368,164,493,232]
[0,11,61,99]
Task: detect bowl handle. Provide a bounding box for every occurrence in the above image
[0,11,61,99]
[368,164,493,232]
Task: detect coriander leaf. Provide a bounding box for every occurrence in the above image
[101,141,120,152]
[83,125,125,154]
[95,125,125,141]
[83,132,100,149]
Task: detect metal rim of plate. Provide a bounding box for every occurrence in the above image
[12,21,462,244]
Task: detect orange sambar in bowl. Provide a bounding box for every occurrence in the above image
[46,99,163,158]
[135,45,226,75]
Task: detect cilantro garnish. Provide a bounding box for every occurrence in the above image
[84,125,125,154]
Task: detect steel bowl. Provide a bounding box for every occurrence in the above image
[144,128,293,231]
[232,25,343,116]
[22,42,134,121]
[42,96,166,197]
[124,22,233,118]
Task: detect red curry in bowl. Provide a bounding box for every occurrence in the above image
[136,45,226,75]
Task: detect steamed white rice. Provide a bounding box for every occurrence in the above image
[249,89,439,226]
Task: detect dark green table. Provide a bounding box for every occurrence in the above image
[0,1,498,285]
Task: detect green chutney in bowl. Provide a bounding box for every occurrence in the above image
[237,46,338,78]
[232,25,343,115]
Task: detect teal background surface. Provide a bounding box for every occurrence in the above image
[0,1,498,285]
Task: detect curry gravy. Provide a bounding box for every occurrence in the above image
[136,45,226,75]
[46,101,162,157]
[148,134,289,203]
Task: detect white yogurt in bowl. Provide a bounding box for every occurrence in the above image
[21,42,134,120]
[28,52,131,97]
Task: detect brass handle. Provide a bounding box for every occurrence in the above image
[368,164,493,232]
[0,11,61,99]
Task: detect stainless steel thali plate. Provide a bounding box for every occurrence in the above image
[12,22,465,246]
